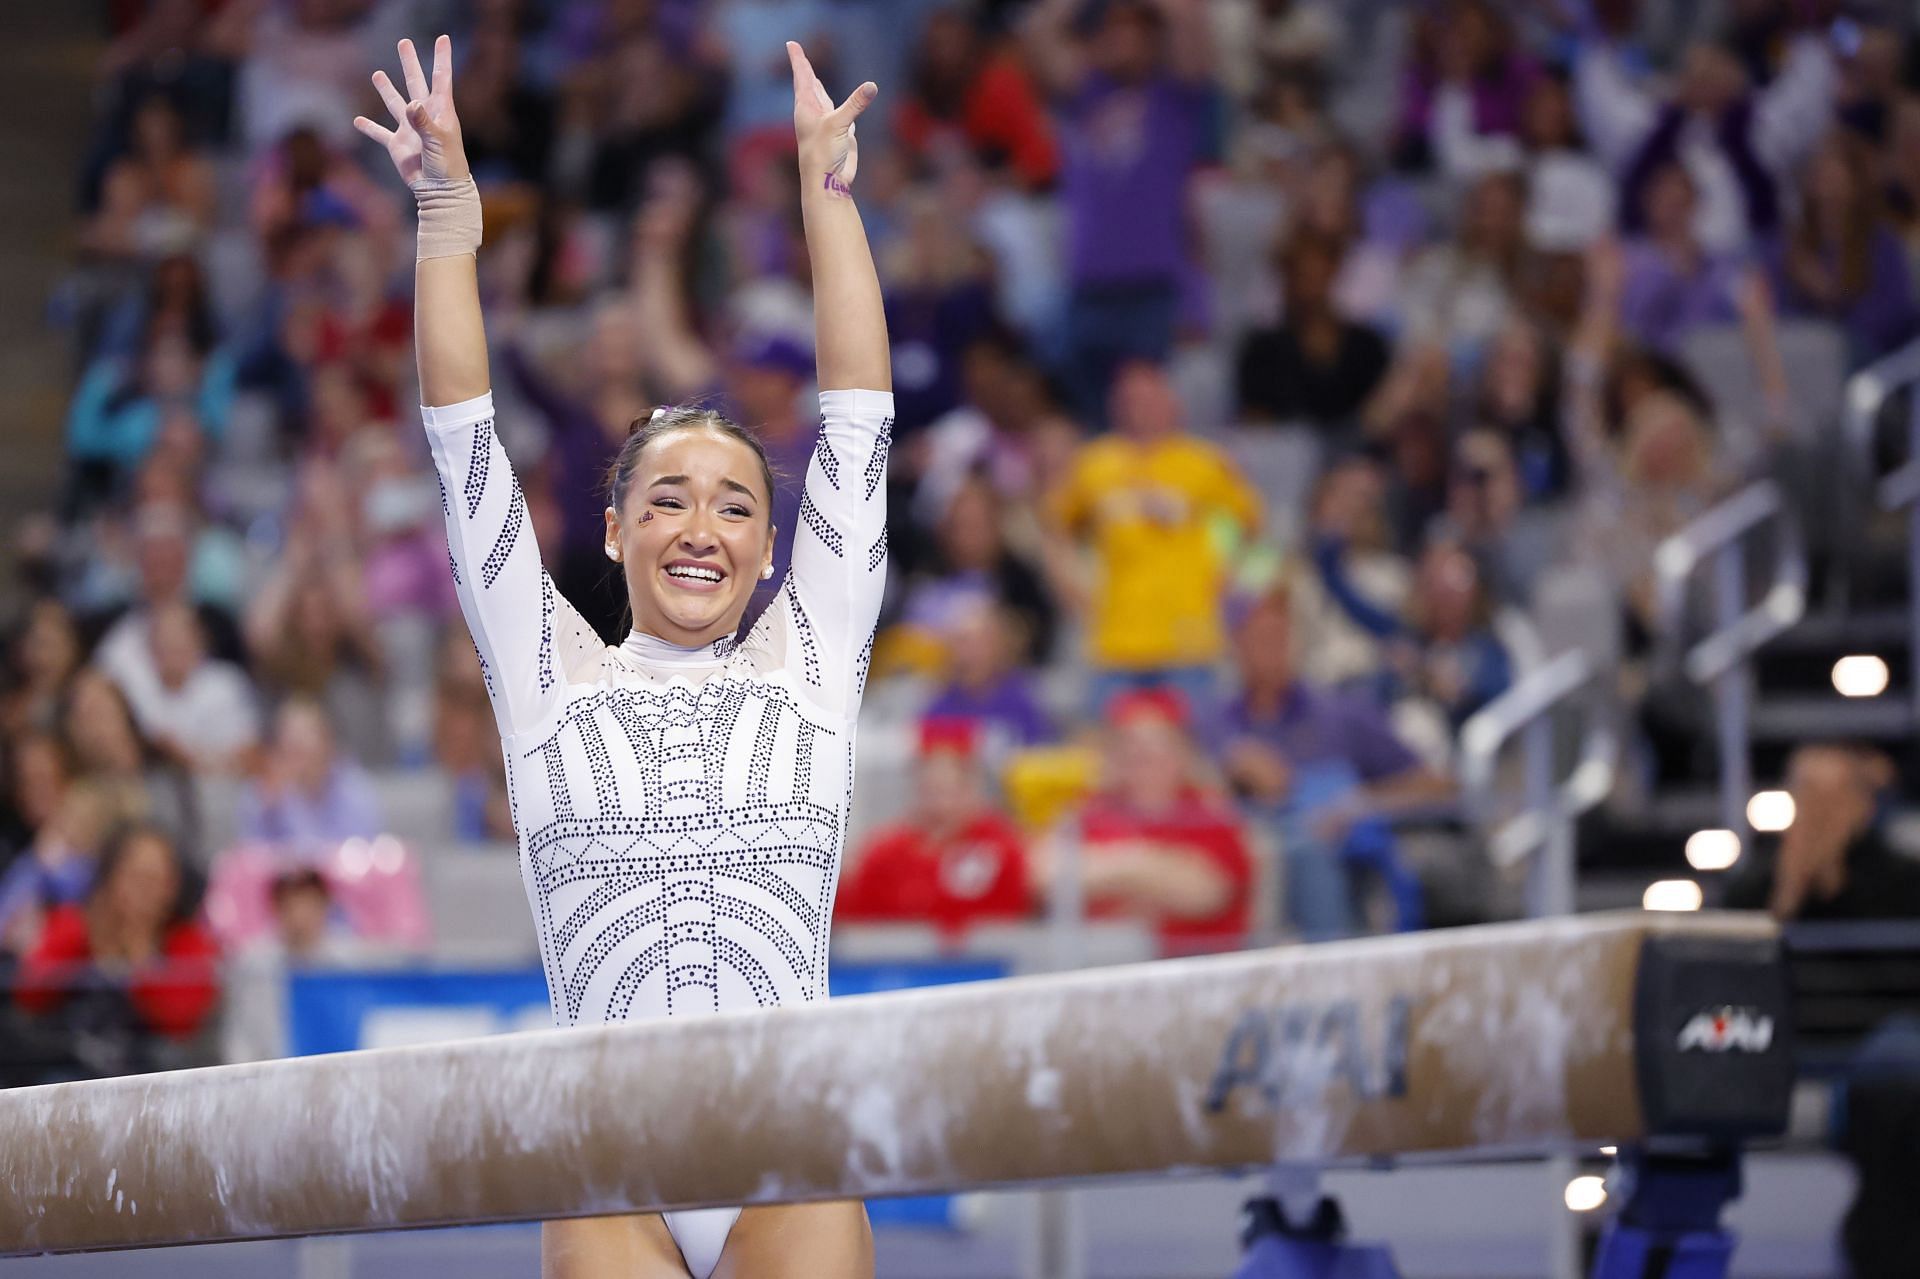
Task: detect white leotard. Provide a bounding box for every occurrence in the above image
[423,387,891,1274]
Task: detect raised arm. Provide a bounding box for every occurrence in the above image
[765,43,893,720]
[789,41,890,394]
[355,36,600,739]
[354,35,487,407]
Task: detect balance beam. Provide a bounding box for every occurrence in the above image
[0,911,1793,1256]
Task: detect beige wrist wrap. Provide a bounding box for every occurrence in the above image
[414,175,482,261]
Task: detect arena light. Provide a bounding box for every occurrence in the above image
[1685,830,1741,872]
[370,834,406,875]
[338,837,372,879]
[1643,880,1703,912]
[1747,791,1795,833]
[1564,1175,1608,1212]
[1599,1145,1617,1156]
[1832,655,1889,699]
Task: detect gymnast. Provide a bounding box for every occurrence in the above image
[355,34,891,1279]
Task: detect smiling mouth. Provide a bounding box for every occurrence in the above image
[662,563,727,592]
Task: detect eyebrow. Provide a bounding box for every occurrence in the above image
[647,475,758,500]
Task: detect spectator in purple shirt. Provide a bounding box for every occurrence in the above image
[1770,131,1918,366]
[1617,161,1750,354]
[500,299,656,641]
[921,594,1055,773]
[726,333,822,629]
[1219,587,1452,939]
[1620,160,1797,412]
[1027,0,1218,423]
[235,697,383,855]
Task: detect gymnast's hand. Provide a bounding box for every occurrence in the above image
[787,39,877,196]
[354,35,470,189]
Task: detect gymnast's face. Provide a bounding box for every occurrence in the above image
[607,428,776,647]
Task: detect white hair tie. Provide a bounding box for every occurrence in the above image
[650,406,668,423]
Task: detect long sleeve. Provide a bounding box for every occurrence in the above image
[66,360,134,463]
[423,391,574,739]
[769,388,893,720]
[1573,41,1654,171]
[1751,35,1835,177]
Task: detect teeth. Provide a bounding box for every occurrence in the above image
[666,566,722,582]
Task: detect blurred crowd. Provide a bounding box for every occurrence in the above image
[4,0,1920,1077]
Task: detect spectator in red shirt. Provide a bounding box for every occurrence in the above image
[837,719,1033,936]
[15,823,220,1048]
[1042,689,1254,954]
[895,9,1059,189]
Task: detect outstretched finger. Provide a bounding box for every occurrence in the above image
[785,40,814,93]
[352,115,395,147]
[831,81,879,127]
[786,40,830,111]
[431,33,453,98]
[398,38,429,102]
[371,69,408,124]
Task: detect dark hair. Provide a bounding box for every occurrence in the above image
[89,822,199,927]
[270,865,330,906]
[605,406,779,523]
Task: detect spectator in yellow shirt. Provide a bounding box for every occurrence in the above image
[1047,360,1261,718]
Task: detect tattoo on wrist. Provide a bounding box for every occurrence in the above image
[821,170,854,199]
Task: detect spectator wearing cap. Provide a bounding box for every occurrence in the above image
[247,127,403,263]
[1027,0,1220,421]
[1040,688,1252,954]
[1048,360,1259,721]
[837,719,1034,936]
[729,331,821,622]
[1221,588,1451,939]
[501,295,660,640]
[235,697,383,855]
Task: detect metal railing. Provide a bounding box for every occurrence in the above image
[1652,479,1807,857]
[1457,647,1616,1279]
[1459,649,1617,919]
[1842,334,1920,723]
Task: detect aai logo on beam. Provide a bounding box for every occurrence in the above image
[1203,997,1415,1114]
[1675,1006,1774,1054]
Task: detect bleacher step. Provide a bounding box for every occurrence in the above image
[1750,696,1914,740]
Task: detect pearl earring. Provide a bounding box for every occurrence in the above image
[760,566,773,580]
[606,547,620,562]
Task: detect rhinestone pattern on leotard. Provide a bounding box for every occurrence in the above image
[425,389,891,1028]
